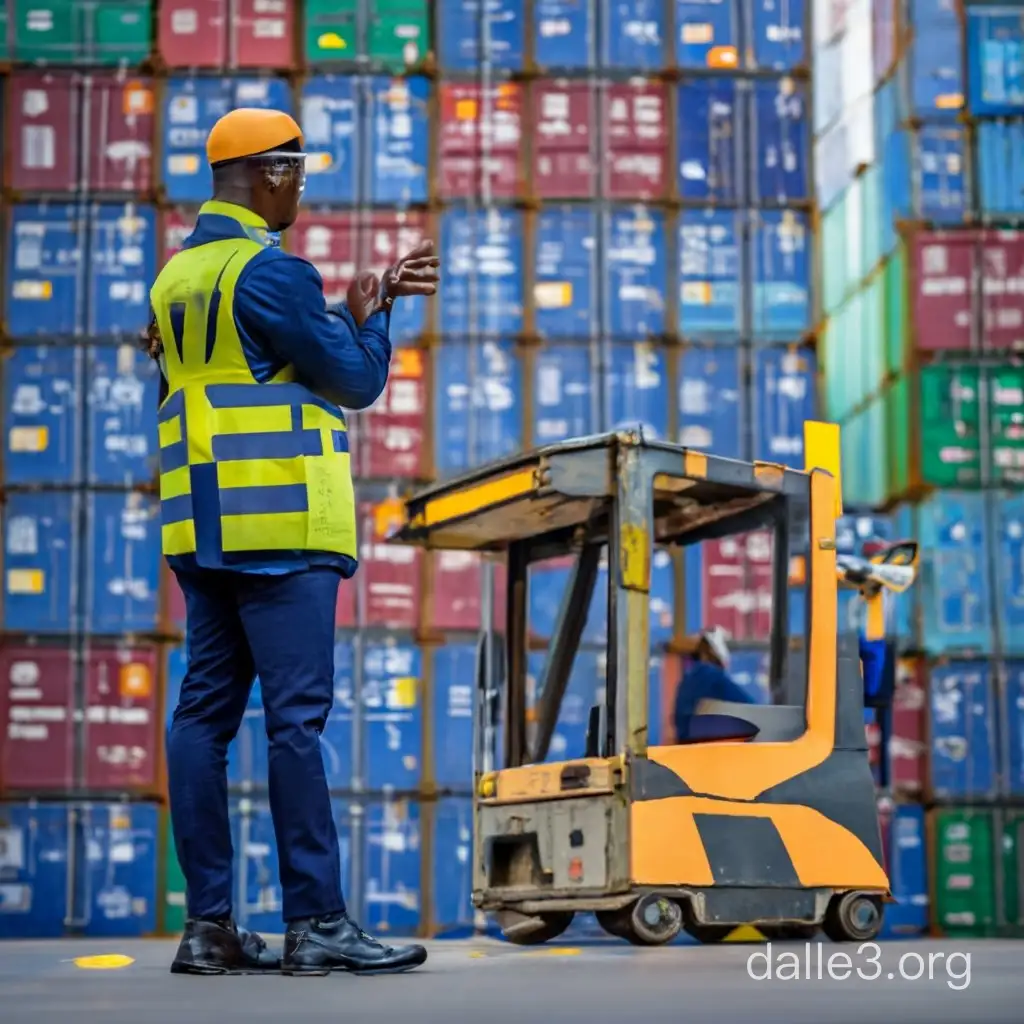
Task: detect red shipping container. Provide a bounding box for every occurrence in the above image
[911,230,975,352]
[83,646,159,790]
[159,0,228,68]
[83,75,155,193]
[359,211,428,279]
[889,657,927,797]
[979,230,1024,352]
[531,79,596,199]
[355,499,422,629]
[231,0,295,68]
[164,564,188,630]
[289,212,359,305]
[349,349,426,480]
[0,645,76,791]
[659,653,683,745]
[431,551,508,631]
[336,577,357,627]
[438,83,522,200]
[162,208,195,264]
[602,81,668,200]
[7,71,80,192]
[696,531,773,642]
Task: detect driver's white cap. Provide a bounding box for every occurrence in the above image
[700,627,731,669]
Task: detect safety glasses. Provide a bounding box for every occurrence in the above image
[252,150,308,195]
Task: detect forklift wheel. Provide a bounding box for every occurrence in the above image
[822,892,883,943]
[601,896,683,946]
[500,911,575,946]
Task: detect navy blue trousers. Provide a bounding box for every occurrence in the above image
[167,565,345,923]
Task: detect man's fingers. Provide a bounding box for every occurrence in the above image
[390,281,437,296]
[397,265,440,283]
[398,239,435,263]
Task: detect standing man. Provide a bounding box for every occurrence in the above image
[149,108,439,977]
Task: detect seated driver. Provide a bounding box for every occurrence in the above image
[673,628,757,742]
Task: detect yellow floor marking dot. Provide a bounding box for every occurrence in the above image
[524,947,582,957]
[73,954,135,970]
[469,951,489,958]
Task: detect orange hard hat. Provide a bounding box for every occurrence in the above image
[206,108,304,165]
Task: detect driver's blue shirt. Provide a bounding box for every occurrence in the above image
[674,661,757,742]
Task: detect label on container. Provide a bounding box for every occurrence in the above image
[9,426,48,453]
[6,569,44,594]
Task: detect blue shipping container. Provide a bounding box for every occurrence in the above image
[164,645,187,728]
[603,206,667,339]
[533,343,596,445]
[604,0,665,69]
[534,0,594,68]
[534,206,598,339]
[975,120,1024,218]
[729,647,770,702]
[368,75,430,205]
[995,493,1024,653]
[432,797,475,935]
[966,4,1024,116]
[751,209,812,337]
[1002,660,1024,799]
[300,75,358,205]
[676,78,743,204]
[162,77,294,203]
[751,346,816,467]
[927,661,998,800]
[86,344,160,487]
[362,640,422,792]
[751,78,810,203]
[433,341,523,476]
[87,203,157,336]
[886,127,968,224]
[441,208,524,337]
[2,345,83,486]
[906,0,964,119]
[73,803,159,938]
[230,799,284,935]
[675,0,739,69]
[835,513,897,632]
[678,209,742,336]
[677,344,743,458]
[605,341,669,440]
[528,547,675,646]
[5,204,85,338]
[437,0,524,72]
[2,490,77,634]
[747,0,806,70]
[0,803,69,938]
[432,644,475,792]
[84,490,161,634]
[916,491,993,654]
[527,648,602,762]
[881,804,930,936]
[0,802,159,940]
[361,797,421,935]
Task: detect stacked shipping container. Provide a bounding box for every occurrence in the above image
[0,0,828,941]
[816,0,1024,938]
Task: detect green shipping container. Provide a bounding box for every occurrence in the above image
[163,820,186,935]
[883,245,907,377]
[821,197,847,318]
[885,364,1024,500]
[930,808,998,937]
[305,0,429,70]
[12,0,150,65]
[1001,811,1024,937]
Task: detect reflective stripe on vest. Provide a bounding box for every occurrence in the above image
[152,202,357,567]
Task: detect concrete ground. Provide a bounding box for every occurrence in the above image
[0,935,1021,1023]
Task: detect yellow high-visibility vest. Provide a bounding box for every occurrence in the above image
[150,201,357,568]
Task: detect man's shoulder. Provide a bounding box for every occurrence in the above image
[236,246,323,294]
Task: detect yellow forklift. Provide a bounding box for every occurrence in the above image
[391,424,918,946]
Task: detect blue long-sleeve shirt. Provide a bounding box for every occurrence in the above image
[674,661,757,742]
[159,203,391,577]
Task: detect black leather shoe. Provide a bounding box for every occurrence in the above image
[282,914,428,976]
[170,918,281,975]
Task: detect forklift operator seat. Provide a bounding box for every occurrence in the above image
[692,699,806,743]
